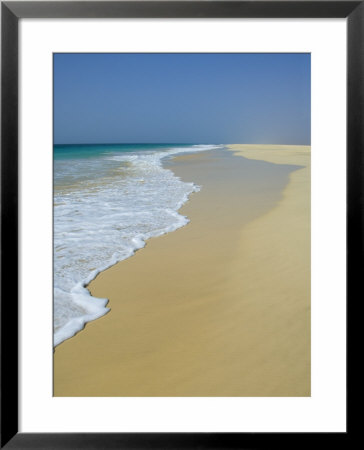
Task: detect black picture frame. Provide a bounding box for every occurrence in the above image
[1,1,358,448]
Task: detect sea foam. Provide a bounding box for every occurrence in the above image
[54,144,220,346]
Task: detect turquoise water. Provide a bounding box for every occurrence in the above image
[53,143,220,346]
[54,143,193,159]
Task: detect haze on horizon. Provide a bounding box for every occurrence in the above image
[54,53,310,146]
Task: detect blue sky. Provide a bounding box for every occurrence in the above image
[54,53,310,145]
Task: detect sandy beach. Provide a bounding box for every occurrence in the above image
[54,144,310,397]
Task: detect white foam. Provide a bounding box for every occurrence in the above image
[54,144,221,346]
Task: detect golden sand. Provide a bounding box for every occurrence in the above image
[54,145,310,396]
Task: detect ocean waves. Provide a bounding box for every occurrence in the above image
[53,144,219,346]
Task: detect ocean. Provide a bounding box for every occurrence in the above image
[53,143,220,346]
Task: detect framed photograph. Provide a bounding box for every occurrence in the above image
[1,1,356,448]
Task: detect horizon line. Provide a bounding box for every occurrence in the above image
[54,142,311,147]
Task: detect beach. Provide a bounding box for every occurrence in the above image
[54,144,310,397]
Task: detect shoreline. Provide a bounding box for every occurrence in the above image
[54,144,310,396]
[53,145,217,348]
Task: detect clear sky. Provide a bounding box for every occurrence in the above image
[54,53,310,145]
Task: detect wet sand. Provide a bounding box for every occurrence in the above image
[54,145,310,396]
